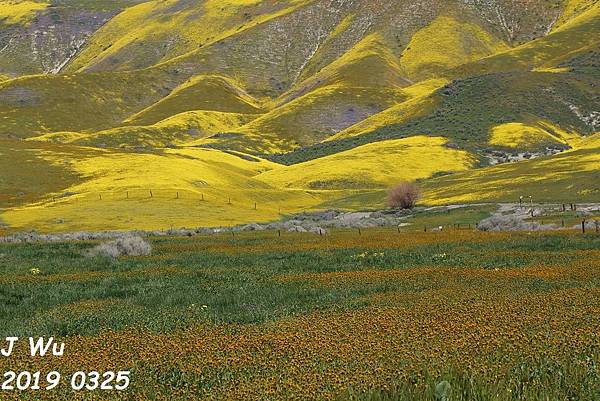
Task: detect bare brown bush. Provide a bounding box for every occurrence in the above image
[387,181,421,209]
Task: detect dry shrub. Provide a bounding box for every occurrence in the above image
[85,236,152,258]
[387,182,421,209]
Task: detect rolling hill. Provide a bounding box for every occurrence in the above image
[422,132,600,205]
[0,0,599,233]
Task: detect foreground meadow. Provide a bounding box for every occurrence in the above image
[1,229,600,400]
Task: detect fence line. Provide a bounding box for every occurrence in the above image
[47,188,278,211]
[38,193,600,235]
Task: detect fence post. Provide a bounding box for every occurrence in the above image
[201,193,204,201]
[126,191,129,199]
[358,228,361,236]
[254,202,257,210]
[150,190,153,198]
[582,220,586,234]
[176,192,179,199]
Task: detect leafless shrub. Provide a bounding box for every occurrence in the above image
[85,236,151,258]
[387,182,421,209]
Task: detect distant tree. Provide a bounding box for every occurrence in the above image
[387,181,421,210]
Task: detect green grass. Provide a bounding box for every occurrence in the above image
[2,228,600,400]
[2,229,600,337]
[404,205,496,230]
[340,354,600,401]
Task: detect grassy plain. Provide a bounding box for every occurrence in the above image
[1,229,600,400]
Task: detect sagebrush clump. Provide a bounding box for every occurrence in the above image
[85,236,152,258]
[387,182,421,209]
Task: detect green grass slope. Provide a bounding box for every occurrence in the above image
[422,133,600,204]
[124,75,264,127]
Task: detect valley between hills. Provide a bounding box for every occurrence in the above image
[0,0,599,233]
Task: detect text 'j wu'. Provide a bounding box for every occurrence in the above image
[1,337,65,358]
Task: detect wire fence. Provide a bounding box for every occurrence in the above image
[46,188,283,212]
[37,191,600,235]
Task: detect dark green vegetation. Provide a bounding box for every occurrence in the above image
[269,69,600,165]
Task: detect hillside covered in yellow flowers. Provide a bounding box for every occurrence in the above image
[0,0,599,232]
